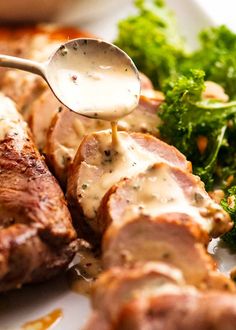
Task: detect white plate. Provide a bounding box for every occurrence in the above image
[1,1,236,330]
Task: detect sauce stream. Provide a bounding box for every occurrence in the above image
[111,121,118,146]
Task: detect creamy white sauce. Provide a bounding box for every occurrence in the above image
[121,165,213,233]
[0,94,27,147]
[80,130,161,219]
[47,40,140,121]
[67,245,102,296]
[139,283,198,302]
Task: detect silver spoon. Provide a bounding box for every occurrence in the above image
[0,38,140,121]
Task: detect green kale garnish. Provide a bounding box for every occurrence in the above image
[115,0,236,246]
[159,70,236,189]
[221,187,236,247]
[116,1,236,99]
[115,0,185,88]
[181,25,236,99]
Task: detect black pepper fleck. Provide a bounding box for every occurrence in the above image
[104,150,111,157]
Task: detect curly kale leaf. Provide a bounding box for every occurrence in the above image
[181,25,236,99]
[115,0,185,88]
[221,186,236,248]
[159,70,236,189]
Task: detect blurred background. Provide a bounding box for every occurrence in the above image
[0,0,235,44]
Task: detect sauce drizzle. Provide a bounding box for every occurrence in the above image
[21,308,63,330]
[111,121,118,146]
[67,243,102,296]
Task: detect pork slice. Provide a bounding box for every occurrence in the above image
[28,89,63,151]
[0,26,34,87]
[99,163,231,237]
[83,312,110,330]
[115,290,236,330]
[46,107,109,187]
[91,262,185,322]
[117,92,163,136]
[84,261,236,330]
[0,94,77,291]
[0,70,47,117]
[44,74,162,187]
[67,131,191,239]
[102,212,215,287]
[0,223,77,291]
[85,290,236,330]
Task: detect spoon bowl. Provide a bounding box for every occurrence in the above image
[0,38,141,121]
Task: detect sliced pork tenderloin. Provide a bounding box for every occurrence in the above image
[67,131,191,239]
[0,94,78,291]
[99,163,231,237]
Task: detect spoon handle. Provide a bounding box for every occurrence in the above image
[0,54,45,78]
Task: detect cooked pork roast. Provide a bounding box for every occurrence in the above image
[67,131,191,238]
[0,94,78,291]
[102,213,214,287]
[99,163,231,237]
[84,263,236,330]
[46,106,109,187]
[112,291,236,330]
[0,25,234,330]
[91,262,185,322]
[45,90,163,187]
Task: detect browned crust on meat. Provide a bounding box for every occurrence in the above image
[115,291,236,330]
[85,270,236,330]
[0,224,77,291]
[0,98,78,291]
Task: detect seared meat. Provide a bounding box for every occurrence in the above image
[85,292,236,330]
[102,213,214,287]
[0,94,77,291]
[101,165,231,287]
[85,263,236,330]
[91,262,185,322]
[67,131,191,238]
[99,163,231,237]
[113,291,236,330]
